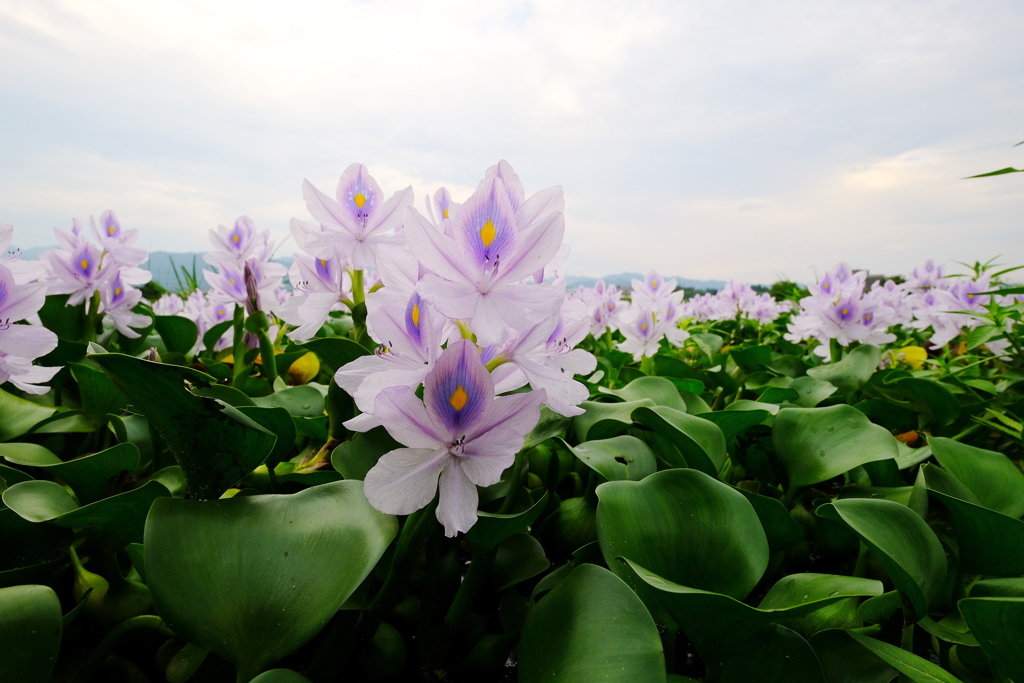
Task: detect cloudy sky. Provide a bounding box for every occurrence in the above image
[1,0,1021,284]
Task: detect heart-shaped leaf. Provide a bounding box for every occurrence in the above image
[631,405,726,477]
[561,436,656,482]
[806,345,880,394]
[0,585,62,683]
[929,437,1024,517]
[773,405,898,491]
[145,480,397,681]
[816,498,946,620]
[959,597,1024,682]
[91,353,277,500]
[599,376,687,411]
[518,564,665,683]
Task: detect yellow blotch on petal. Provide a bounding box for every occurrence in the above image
[841,308,849,316]
[108,225,115,235]
[443,208,449,219]
[651,281,658,289]
[480,219,496,248]
[449,385,469,411]
[80,259,89,270]
[114,287,121,297]
[287,352,320,385]
[353,193,367,209]
[319,259,327,268]
[232,234,240,243]
[897,346,928,370]
[410,302,420,328]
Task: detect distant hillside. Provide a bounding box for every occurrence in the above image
[18,249,728,293]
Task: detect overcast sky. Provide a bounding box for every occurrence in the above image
[1,0,1021,284]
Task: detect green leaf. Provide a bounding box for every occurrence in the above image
[759,386,799,404]
[817,499,946,620]
[202,319,234,354]
[809,630,898,683]
[691,333,724,360]
[0,387,55,442]
[599,376,687,411]
[518,564,666,683]
[697,409,771,439]
[959,597,1024,682]
[467,491,550,553]
[773,405,898,490]
[847,631,965,683]
[597,469,768,601]
[331,427,402,481]
[790,376,837,408]
[145,480,397,681]
[631,405,727,477]
[91,353,277,500]
[70,363,129,427]
[0,585,62,683]
[562,436,657,482]
[572,399,654,441]
[4,442,140,505]
[923,466,1024,576]
[296,337,371,372]
[806,345,881,394]
[623,560,879,682]
[492,532,550,590]
[731,345,772,373]
[236,406,296,470]
[890,377,960,429]
[736,488,805,552]
[965,167,1023,178]
[154,315,199,355]
[252,385,325,418]
[929,437,1024,517]
[250,670,313,683]
[0,506,73,581]
[523,406,570,450]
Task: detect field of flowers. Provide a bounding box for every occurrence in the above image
[1,162,1022,683]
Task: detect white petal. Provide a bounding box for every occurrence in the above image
[364,447,449,516]
[436,460,479,537]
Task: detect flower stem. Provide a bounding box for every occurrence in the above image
[231,304,248,387]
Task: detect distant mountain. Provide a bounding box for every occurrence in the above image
[15,249,727,293]
[565,272,728,292]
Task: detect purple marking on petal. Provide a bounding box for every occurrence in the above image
[109,274,126,308]
[337,164,380,229]
[834,296,858,322]
[71,244,100,279]
[424,339,491,438]
[0,267,10,312]
[456,177,518,268]
[220,263,247,298]
[405,293,425,345]
[314,256,334,288]
[833,262,852,284]
[817,272,834,296]
[100,210,121,239]
[228,216,255,253]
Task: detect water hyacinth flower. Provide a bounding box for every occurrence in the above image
[406,165,566,346]
[0,263,59,393]
[1,223,45,284]
[363,339,545,537]
[302,163,413,271]
[100,273,150,338]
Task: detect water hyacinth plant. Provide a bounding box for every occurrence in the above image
[0,163,1023,683]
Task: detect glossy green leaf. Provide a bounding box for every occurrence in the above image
[0,387,55,442]
[809,630,898,683]
[597,469,768,600]
[599,376,687,411]
[0,507,73,578]
[731,344,772,372]
[624,560,878,682]
[697,409,771,439]
[2,442,140,505]
[30,409,96,434]
[632,405,726,477]
[960,597,1024,682]
[236,406,296,470]
[736,488,805,552]
[817,498,946,620]
[806,345,881,393]
[331,427,402,480]
[296,337,370,371]
[467,491,549,553]
[492,532,550,591]
[253,385,325,418]
[154,315,199,355]
[790,376,837,408]
[0,584,62,683]
[773,405,898,490]
[848,631,965,683]
[924,468,1024,576]
[91,353,277,500]
[518,564,665,683]
[145,480,397,681]
[572,399,654,441]
[201,319,234,355]
[250,670,313,683]
[523,406,570,450]
[891,377,960,429]
[929,437,1024,517]
[562,435,656,482]
[70,362,129,426]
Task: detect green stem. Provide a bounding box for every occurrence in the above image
[604,327,615,354]
[257,329,277,386]
[351,269,365,307]
[83,290,101,343]
[829,338,842,364]
[231,305,248,387]
[640,355,655,375]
